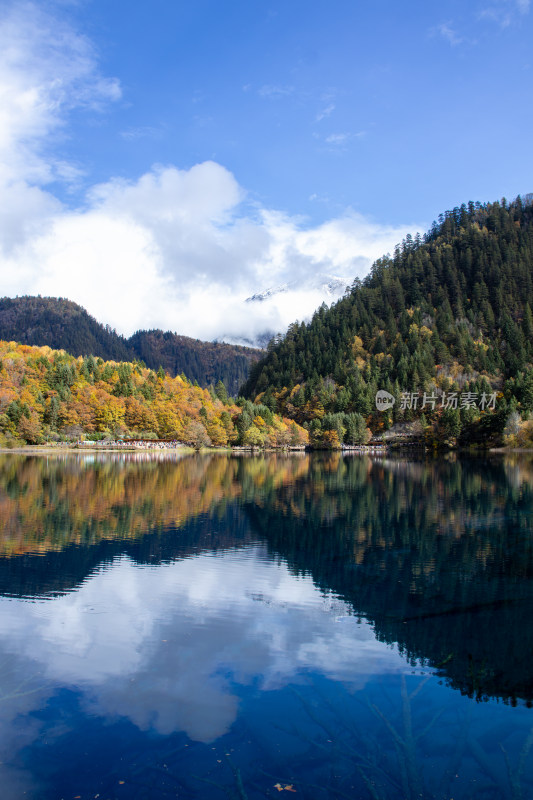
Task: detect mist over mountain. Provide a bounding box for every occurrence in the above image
[246,273,349,304]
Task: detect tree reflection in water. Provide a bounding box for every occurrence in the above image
[1,451,533,799]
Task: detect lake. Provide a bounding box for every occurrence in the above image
[0,451,532,799]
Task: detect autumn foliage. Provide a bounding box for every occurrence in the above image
[0,341,308,448]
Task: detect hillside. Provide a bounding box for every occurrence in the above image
[0,297,261,395]
[0,341,307,448]
[242,195,533,448]
[0,296,132,362]
[128,329,259,395]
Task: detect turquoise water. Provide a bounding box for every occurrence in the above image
[0,451,532,799]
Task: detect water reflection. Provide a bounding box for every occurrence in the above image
[0,452,532,799]
[248,453,533,704]
[2,549,404,740]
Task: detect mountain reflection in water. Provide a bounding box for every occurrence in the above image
[0,451,532,800]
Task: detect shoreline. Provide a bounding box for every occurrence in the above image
[2,443,533,456]
[0,444,196,455]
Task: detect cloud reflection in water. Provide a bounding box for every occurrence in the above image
[0,546,406,744]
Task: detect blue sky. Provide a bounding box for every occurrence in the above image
[62,0,533,222]
[0,0,532,341]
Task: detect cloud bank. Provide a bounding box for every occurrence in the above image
[0,2,418,344]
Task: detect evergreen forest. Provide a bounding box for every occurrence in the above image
[242,196,533,448]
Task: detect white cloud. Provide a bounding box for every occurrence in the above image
[315,130,366,154]
[478,0,530,26]
[0,1,120,187]
[0,2,418,344]
[0,162,418,340]
[89,161,244,228]
[258,84,295,98]
[316,102,335,122]
[119,125,163,141]
[325,132,351,146]
[434,21,464,46]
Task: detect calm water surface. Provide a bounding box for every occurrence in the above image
[0,451,532,799]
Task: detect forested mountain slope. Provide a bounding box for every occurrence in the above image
[242,196,533,447]
[0,297,260,394]
[0,341,307,447]
[0,296,132,362]
[128,329,259,395]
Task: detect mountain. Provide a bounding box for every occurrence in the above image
[245,273,349,303]
[128,329,261,394]
[0,296,260,395]
[242,195,533,447]
[0,296,132,362]
[230,273,350,349]
[215,330,276,350]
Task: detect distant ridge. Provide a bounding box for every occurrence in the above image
[0,296,260,394]
[127,328,260,394]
